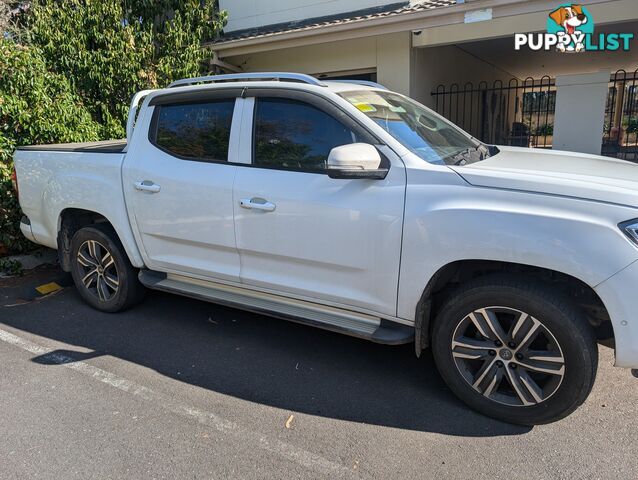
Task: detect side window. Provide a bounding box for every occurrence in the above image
[253,98,356,172]
[154,99,235,162]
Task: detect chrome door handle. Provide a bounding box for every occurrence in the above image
[239,197,276,212]
[134,181,161,193]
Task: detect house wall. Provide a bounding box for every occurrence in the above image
[412,0,638,49]
[225,32,412,95]
[448,22,638,81]
[219,0,402,33]
[553,71,611,155]
[411,44,514,108]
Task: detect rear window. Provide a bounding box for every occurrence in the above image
[154,100,235,162]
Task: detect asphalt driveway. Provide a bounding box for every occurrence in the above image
[1,266,637,479]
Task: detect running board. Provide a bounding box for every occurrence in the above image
[139,271,413,345]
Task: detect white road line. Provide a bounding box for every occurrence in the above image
[0,327,352,478]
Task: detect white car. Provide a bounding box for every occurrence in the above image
[13,72,638,425]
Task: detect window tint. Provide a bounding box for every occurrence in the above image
[253,98,355,171]
[155,100,235,161]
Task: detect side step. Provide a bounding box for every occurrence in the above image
[139,270,414,345]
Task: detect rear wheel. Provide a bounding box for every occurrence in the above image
[70,225,145,312]
[431,276,598,425]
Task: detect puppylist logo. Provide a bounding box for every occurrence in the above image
[515,4,634,53]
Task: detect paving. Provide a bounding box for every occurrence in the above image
[1,266,637,479]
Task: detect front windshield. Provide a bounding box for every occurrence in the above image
[338,90,490,165]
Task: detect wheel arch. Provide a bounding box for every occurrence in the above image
[57,208,144,271]
[415,260,614,356]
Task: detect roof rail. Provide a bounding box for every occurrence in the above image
[168,72,327,88]
[328,80,389,90]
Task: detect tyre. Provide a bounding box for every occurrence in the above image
[431,275,598,425]
[70,225,145,312]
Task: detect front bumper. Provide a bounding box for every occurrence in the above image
[596,259,638,368]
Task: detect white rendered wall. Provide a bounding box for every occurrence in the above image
[220,0,397,33]
[553,71,610,155]
[226,32,412,95]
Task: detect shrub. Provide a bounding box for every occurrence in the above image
[0,40,102,253]
[0,1,226,255]
[535,123,554,136]
[24,0,227,138]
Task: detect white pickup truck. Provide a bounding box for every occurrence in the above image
[13,72,638,425]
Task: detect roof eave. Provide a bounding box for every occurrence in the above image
[206,0,618,57]
[205,0,547,56]
[204,1,467,56]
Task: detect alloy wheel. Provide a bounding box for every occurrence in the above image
[451,306,565,407]
[76,240,119,302]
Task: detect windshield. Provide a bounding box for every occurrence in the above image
[338,90,491,165]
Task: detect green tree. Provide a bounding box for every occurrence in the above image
[0,1,227,254]
[24,0,227,138]
[0,40,102,253]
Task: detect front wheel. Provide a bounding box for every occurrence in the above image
[431,276,598,425]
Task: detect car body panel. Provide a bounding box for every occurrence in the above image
[13,148,144,268]
[596,259,638,367]
[232,145,406,316]
[398,161,638,321]
[122,101,241,282]
[452,146,638,207]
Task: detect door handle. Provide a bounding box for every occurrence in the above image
[134,181,161,193]
[239,197,276,212]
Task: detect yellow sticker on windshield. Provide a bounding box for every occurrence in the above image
[354,103,377,113]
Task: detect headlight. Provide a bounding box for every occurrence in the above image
[619,219,638,245]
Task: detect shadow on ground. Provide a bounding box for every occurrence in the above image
[1,271,530,437]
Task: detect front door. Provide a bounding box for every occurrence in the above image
[124,94,241,282]
[232,91,406,316]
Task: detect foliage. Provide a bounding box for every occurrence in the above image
[0,40,102,253]
[0,1,226,255]
[0,256,22,276]
[535,123,554,136]
[0,163,29,254]
[626,119,638,134]
[23,0,227,138]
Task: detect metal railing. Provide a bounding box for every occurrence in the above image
[604,69,638,161]
[168,72,327,88]
[431,77,556,148]
[168,72,390,92]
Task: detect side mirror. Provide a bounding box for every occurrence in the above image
[327,143,388,180]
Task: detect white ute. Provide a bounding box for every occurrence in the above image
[13,72,638,425]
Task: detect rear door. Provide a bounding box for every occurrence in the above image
[232,89,406,316]
[123,89,242,281]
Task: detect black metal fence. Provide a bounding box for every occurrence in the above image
[432,70,638,161]
[604,69,638,161]
[432,77,556,149]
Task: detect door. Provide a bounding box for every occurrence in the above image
[233,91,406,316]
[124,94,241,282]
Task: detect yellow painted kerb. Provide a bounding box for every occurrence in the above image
[35,282,62,295]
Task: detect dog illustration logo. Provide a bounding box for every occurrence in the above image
[515,5,633,53]
[548,4,592,52]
